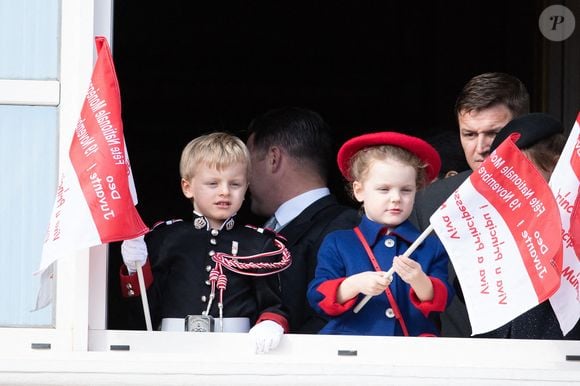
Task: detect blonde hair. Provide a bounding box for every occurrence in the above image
[348,145,428,197]
[179,132,251,180]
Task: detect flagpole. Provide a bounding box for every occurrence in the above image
[136,265,153,331]
[353,224,434,314]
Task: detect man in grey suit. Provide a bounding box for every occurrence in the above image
[246,106,359,333]
[409,72,530,337]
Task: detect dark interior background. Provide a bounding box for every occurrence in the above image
[108,0,544,329]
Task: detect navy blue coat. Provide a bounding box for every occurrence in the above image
[308,216,454,336]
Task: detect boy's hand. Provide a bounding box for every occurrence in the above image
[249,320,284,354]
[121,235,148,273]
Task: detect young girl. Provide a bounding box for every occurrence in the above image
[307,132,454,336]
[120,132,291,353]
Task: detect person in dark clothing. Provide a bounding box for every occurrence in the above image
[409,72,530,337]
[246,106,360,333]
[468,112,577,339]
[120,132,291,353]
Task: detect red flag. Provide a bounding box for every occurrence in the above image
[570,187,580,261]
[548,112,580,334]
[430,134,562,335]
[36,36,148,309]
[68,36,148,243]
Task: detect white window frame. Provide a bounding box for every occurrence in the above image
[0,0,111,353]
[0,3,578,384]
[0,0,580,384]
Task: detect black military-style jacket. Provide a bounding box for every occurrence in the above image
[123,213,290,330]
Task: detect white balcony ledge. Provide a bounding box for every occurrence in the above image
[0,329,577,385]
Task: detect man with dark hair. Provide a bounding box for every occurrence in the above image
[454,72,530,172]
[246,106,359,333]
[409,72,530,337]
[460,112,578,340]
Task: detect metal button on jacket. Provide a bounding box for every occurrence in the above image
[205,265,212,272]
[201,295,207,302]
[385,308,395,318]
[211,229,219,237]
[384,238,395,248]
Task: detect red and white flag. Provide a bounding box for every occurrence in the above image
[35,36,148,309]
[430,134,563,335]
[548,112,580,335]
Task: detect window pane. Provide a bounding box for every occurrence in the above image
[0,105,57,326]
[0,0,59,79]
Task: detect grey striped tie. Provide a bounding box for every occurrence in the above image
[263,216,279,231]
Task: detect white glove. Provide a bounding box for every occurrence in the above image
[249,320,284,354]
[121,235,148,273]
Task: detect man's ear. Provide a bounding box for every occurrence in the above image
[268,146,283,173]
[181,178,194,199]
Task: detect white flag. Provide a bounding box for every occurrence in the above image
[35,36,148,309]
[548,111,580,335]
[430,134,562,335]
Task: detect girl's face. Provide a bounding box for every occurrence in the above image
[353,158,417,228]
[181,162,249,229]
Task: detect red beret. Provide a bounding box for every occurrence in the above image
[337,131,441,182]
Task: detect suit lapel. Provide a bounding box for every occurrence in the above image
[278,195,337,246]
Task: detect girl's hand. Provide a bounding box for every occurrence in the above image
[392,255,426,286]
[392,255,433,301]
[350,271,392,296]
[337,271,392,303]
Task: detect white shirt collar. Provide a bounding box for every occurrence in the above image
[274,188,330,230]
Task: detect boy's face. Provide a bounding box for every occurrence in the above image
[353,158,417,228]
[181,162,249,229]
